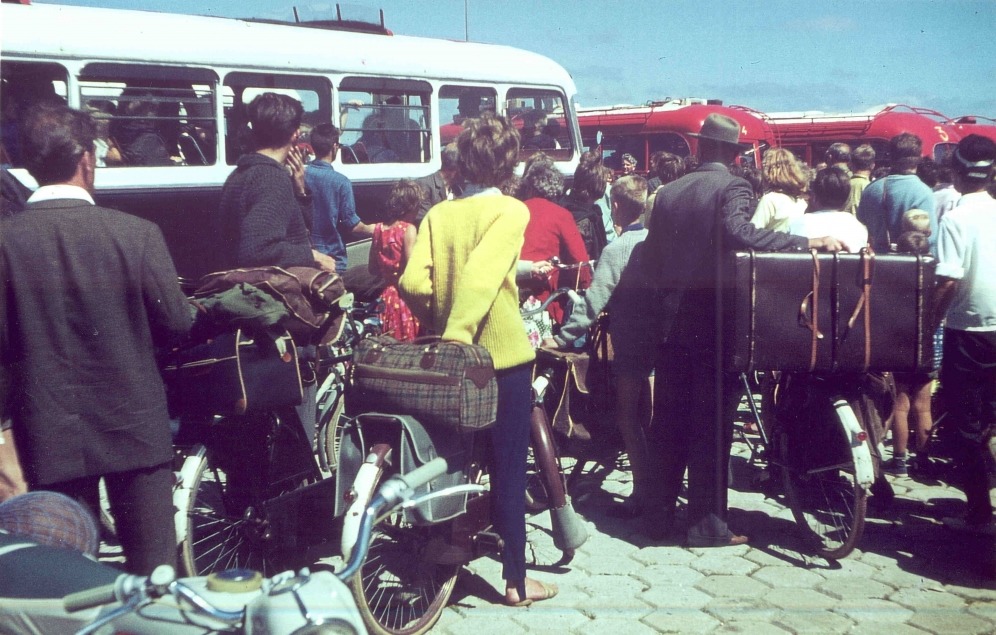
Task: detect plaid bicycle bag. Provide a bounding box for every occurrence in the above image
[347,335,498,433]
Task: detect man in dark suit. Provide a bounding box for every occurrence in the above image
[641,114,842,547]
[415,142,462,225]
[0,104,191,574]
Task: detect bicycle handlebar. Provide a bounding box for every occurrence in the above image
[520,287,585,318]
[375,456,449,509]
[548,256,596,272]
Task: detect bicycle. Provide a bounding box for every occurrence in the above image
[766,371,891,559]
[175,295,379,577]
[336,344,588,635]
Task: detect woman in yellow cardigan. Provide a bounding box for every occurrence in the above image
[399,113,558,607]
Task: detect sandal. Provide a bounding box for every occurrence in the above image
[504,578,559,607]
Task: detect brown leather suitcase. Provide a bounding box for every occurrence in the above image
[727,250,935,373]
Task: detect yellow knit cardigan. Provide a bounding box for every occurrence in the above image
[399,191,535,371]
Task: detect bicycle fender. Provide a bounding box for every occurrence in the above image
[340,445,390,560]
[833,400,874,490]
[173,445,207,545]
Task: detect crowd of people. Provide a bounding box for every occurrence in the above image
[1,96,994,610]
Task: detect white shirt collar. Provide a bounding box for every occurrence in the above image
[26,184,96,206]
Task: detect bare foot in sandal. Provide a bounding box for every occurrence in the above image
[504,577,559,607]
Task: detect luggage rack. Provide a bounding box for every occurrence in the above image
[246,4,391,35]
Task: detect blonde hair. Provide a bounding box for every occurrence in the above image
[762,147,809,198]
[901,208,931,235]
[456,112,520,187]
[610,175,648,224]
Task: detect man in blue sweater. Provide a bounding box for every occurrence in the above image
[857,133,936,252]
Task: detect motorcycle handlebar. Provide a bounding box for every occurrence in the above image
[63,581,119,612]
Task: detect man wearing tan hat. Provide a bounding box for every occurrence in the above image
[641,113,842,547]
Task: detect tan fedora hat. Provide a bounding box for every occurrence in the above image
[689,113,749,147]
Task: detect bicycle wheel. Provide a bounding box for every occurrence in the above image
[178,449,280,575]
[777,407,867,560]
[350,471,459,635]
[179,412,320,576]
[317,372,346,472]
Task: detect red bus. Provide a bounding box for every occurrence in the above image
[946,115,996,146]
[577,98,776,171]
[763,104,961,167]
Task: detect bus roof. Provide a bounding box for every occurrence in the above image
[947,115,996,145]
[578,101,775,144]
[764,104,956,147]
[1,2,577,92]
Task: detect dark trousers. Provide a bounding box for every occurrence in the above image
[647,336,740,542]
[490,363,532,596]
[940,329,996,522]
[47,462,177,575]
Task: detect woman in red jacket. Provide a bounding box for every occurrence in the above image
[518,156,590,324]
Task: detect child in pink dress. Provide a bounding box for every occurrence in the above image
[368,179,422,341]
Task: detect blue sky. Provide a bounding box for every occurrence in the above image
[39,0,996,118]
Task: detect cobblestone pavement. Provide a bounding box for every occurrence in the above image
[433,427,996,635]
[97,417,995,634]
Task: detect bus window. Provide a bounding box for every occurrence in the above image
[438,85,497,145]
[506,88,572,161]
[79,64,217,168]
[224,72,331,165]
[338,77,431,164]
[933,142,957,165]
[647,133,691,159]
[600,136,645,171]
[1,61,68,168]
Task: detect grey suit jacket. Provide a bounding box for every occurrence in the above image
[415,171,462,224]
[1,198,191,485]
[642,163,807,343]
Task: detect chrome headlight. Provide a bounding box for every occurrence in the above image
[291,620,360,635]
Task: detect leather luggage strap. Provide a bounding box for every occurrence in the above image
[843,249,874,371]
[798,249,823,371]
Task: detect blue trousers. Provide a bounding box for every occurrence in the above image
[489,363,532,596]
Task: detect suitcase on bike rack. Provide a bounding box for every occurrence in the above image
[334,413,471,525]
[727,250,935,373]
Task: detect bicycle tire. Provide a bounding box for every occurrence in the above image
[777,405,868,560]
[98,478,116,540]
[350,470,459,635]
[524,446,551,512]
[317,372,347,472]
